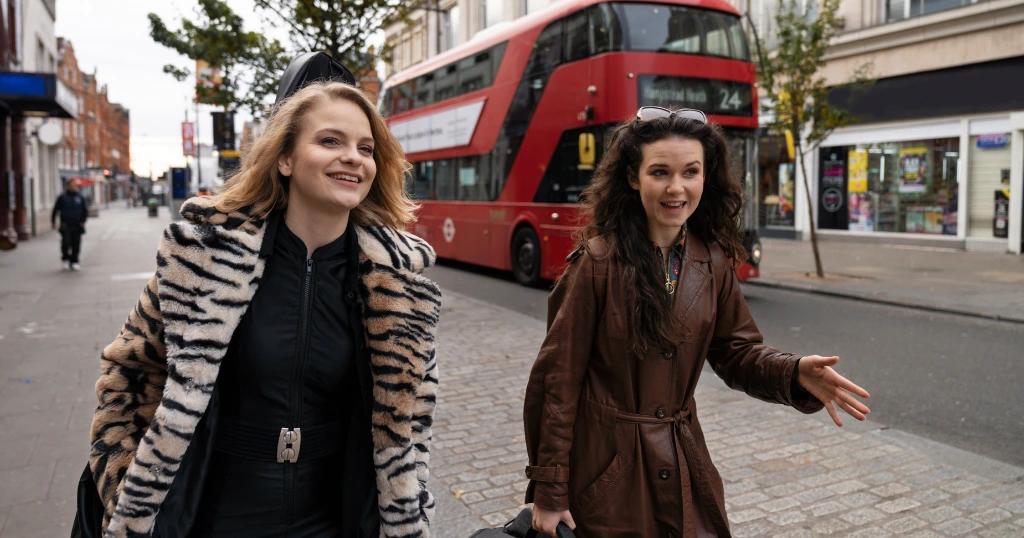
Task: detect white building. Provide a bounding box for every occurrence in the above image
[20,0,71,234]
[739,0,1024,254]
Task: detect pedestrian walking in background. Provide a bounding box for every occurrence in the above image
[72,72,441,536]
[52,177,88,270]
[524,108,872,538]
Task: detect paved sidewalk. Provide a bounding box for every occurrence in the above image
[752,238,1024,323]
[432,291,1024,537]
[2,208,1023,537]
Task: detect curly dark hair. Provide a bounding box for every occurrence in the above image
[576,116,746,355]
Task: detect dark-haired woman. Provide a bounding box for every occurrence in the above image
[523,108,871,538]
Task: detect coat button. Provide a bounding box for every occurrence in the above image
[655,407,666,419]
[345,291,356,301]
[659,469,671,480]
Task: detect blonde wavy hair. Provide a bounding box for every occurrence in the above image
[215,81,416,227]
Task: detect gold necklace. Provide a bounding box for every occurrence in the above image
[659,227,686,295]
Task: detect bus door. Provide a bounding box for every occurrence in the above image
[726,131,758,231]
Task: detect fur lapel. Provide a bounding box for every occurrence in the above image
[104,198,440,537]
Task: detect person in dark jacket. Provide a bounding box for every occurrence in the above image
[525,108,872,537]
[73,80,441,537]
[52,178,88,270]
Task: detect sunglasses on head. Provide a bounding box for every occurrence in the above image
[635,106,708,124]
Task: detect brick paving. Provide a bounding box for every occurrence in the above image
[2,207,1023,537]
[431,291,1024,537]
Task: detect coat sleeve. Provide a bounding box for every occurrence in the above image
[523,251,602,512]
[705,245,822,414]
[88,274,169,522]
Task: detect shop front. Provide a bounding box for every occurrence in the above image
[814,56,1024,253]
[817,137,959,236]
[758,133,797,236]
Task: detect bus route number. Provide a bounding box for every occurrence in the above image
[718,88,744,112]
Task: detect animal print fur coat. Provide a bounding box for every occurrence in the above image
[88,197,441,537]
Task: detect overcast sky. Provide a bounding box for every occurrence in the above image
[55,0,268,177]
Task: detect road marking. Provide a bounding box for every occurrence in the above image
[110,272,154,281]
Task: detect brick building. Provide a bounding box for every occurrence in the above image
[58,40,130,203]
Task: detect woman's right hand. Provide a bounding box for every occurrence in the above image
[532,505,576,536]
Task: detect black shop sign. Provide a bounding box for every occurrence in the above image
[818,148,849,230]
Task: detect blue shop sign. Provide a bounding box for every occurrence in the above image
[0,71,77,118]
[976,134,1009,149]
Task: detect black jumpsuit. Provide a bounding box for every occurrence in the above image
[191,218,377,537]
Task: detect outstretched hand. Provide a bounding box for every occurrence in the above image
[798,355,871,427]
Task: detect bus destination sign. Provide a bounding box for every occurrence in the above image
[638,75,753,116]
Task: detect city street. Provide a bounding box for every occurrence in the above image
[428,263,1024,469]
[1,208,1023,537]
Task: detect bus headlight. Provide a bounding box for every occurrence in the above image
[749,238,763,266]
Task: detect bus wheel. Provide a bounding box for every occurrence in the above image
[511,227,541,286]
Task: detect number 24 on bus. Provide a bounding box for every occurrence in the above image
[382,0,764,286]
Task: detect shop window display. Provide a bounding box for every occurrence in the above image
[821,138,958,235]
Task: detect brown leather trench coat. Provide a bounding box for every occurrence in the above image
[523,234,823,538]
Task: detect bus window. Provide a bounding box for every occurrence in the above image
[412,161,435,200]
[435,64,458,101]
[394,81,415,114]
[613,3,747,60]
[457,155,491,201]
[666,6,701,53]
[590,4,623,54]
[415,73,435,107]
[434,158,456,200]
[565,10,590,62]
[726,15,750,60]
[700,11,732,57]
[529,21,563,77]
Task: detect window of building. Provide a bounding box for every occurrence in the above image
[818,138,959,235]
[443,5,460,51]
[486,0,504,27]
[885,0,971,22]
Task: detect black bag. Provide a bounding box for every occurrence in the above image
[70,465,104,538]
[275,51,356,104]
[470,507,575,538]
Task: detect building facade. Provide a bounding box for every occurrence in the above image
[59,53,131,207]
[384,0,554,76]
[741,0,1024,254]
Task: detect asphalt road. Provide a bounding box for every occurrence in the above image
[427,260,1024,468]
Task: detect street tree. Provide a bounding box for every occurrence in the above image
[753,0,871,278]
[254,0,426,79]
[149,0,288,116]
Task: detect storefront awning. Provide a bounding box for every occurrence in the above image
[0,71,77,119]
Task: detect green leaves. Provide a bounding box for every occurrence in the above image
[149,0,425,117]
[755,0,871,153]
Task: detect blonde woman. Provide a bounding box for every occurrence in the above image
[73,77,440,537]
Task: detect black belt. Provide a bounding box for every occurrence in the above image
[214,420,343,463]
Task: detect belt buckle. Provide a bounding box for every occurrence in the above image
[276,427,301,463]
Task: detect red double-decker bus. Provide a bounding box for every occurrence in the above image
[381,0,763,285]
